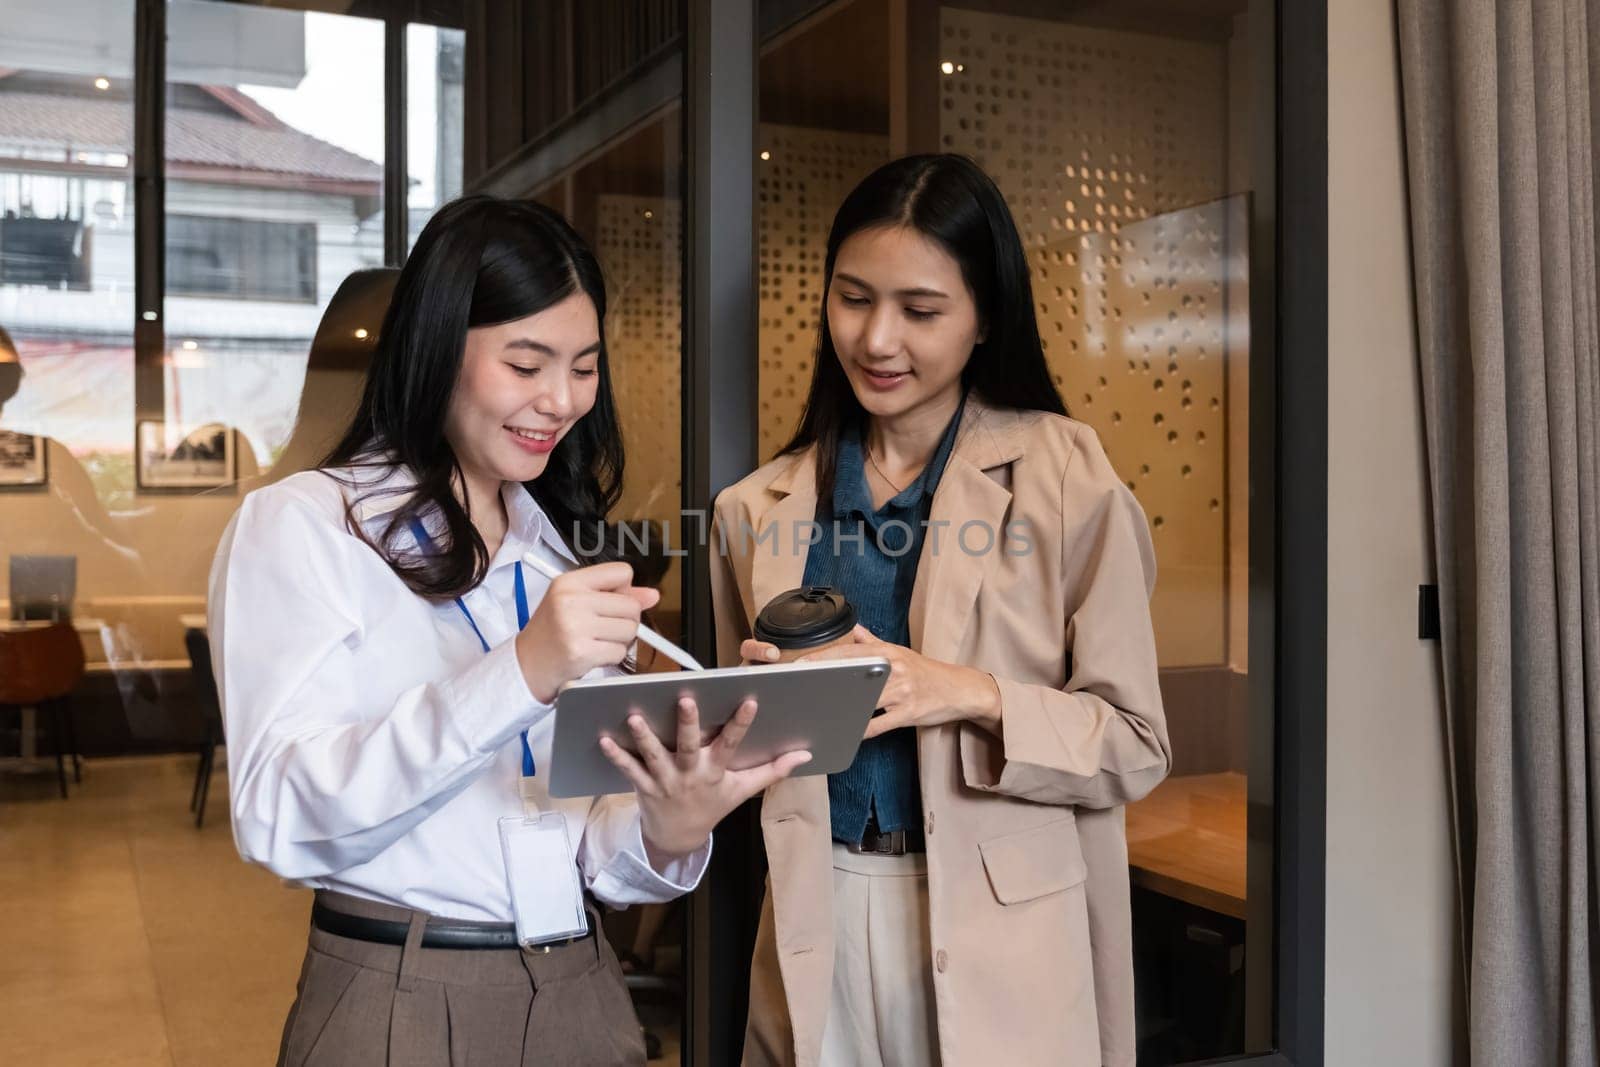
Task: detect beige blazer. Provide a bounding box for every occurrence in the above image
[710,397,1170,1067]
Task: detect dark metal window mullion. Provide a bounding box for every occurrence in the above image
[385,18,409,266]
[132,0,166,423]
[681,0,759,1063]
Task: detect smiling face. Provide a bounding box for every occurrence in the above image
[444,290,602,494]
[826,223,984,426]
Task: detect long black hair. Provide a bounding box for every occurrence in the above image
[780,154,1067,499]
[324,194,623,601]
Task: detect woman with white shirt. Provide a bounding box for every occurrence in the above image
[210,195,808,1065]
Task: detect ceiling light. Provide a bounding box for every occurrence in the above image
[94,77,110,91]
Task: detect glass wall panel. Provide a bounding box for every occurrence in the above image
[932,8,1256,1057]
[757,0,892,459]
[0,0,142,685]
[0,0,399,749]
[525,57,689,1067]
[757,1,1262,1062]
[164,0,385,480]
[407,22,465,251]
[16,0,399,696]
[534,112,687,655]
[0,3,495,1062]
[0,2,1282,1062]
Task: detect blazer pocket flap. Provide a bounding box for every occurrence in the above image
[979,818,1088,905]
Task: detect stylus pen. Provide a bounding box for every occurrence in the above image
[520,551,707,672]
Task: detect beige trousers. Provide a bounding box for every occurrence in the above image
[818,844,941,1067]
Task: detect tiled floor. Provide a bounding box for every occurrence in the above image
[0,755,307,1065]
[0,756,682,1065]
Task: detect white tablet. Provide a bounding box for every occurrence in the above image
[547,657,890,798]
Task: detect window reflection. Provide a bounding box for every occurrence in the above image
[0,2,462,688]
[164,1,385,474]
[0,2,142,631]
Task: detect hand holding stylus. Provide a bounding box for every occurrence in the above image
[513,562,658,703]
[522,552,705,672]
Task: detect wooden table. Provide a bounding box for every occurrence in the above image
[0,617,107,634]
[178,613,208,631]
[1125,771,1248,920]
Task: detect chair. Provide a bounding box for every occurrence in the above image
[184,627,224,828]
[0,623,86,797]
[8,554,76,621]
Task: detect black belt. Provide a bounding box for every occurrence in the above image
[845,818,926,856]
[311,900,593,952]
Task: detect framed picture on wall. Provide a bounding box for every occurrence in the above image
[0,430,47,488]
[136,420,236,490]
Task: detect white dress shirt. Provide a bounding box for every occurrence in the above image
[208,463,709,922]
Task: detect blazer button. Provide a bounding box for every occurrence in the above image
[935,949,949,973]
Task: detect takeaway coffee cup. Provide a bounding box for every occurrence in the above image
[752,586,859,663]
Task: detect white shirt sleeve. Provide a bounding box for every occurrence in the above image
[553,651,712,906]
[210,486,551,881]
[577,793,713,908]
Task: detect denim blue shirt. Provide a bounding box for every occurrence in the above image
[803,397,966,844]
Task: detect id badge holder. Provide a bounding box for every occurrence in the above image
[498,783,589,947]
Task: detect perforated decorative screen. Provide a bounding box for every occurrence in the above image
[938,8,1242,667]
[757,125,889,458]
[596,193,683,526]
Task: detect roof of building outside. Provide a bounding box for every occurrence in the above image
[0,81,381,186]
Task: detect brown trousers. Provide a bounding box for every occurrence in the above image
[277,891,646,1066]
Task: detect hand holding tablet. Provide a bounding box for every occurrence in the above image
[596,695,813,857]
[547,657,889,797]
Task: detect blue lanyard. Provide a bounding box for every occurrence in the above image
[410,519,536,777]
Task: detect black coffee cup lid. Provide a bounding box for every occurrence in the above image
[753,586,858,650]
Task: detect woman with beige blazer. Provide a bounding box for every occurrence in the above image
[711,155,1171,1067]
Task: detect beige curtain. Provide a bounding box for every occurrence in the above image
[1397,0,1599,1062]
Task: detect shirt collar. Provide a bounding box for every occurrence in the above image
[343,459,577,567]
[834,393,968,519]
[503,482,578,566]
